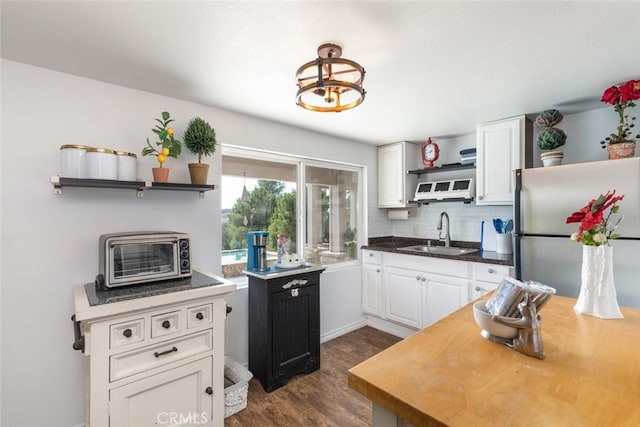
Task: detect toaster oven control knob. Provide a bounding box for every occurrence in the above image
[196,312,204,320]
[181,259,190,269]
[180,239,189,250]
[181,250,190,259]
[162,320,171,329]
[123,329,132,338]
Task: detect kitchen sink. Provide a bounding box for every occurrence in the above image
[399,245,478,256]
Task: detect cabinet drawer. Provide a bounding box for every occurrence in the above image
[151,310,181,338]
[363,250,382,265]
[472,263,511,283]
[110,318,145,349]
[110,330,212,382]
[187,303,213,329]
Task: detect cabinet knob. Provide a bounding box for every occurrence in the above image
[196,312,204,320]
[369,252,374,257]
[162,320,171,329]
[475,286,487,292]
[416,275,421,281]
[122,328,132,338]
[376,269,381,273]
[487,268,495,274]
[478,195,484,200]
[421,277,426,282]
[205,386,213,395]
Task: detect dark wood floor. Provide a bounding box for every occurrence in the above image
[225,326,401,427]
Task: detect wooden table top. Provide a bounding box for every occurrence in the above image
[348,295,640,427]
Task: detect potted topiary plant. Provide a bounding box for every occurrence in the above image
[141,111,182,182]
[535,109,567,167]
[183,116,217,185]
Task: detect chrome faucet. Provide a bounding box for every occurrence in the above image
[437,212,451,247]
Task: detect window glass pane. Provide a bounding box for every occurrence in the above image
[221,155,297,278]
[304,165,359,265]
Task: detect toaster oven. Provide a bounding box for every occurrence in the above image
[96,231,191,290]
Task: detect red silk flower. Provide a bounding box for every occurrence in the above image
[566,190,624,241]
[620,80,640,102]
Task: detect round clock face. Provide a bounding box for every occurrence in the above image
[424,144,437,160]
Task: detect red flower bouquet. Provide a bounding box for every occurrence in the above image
[566,190,624,246]
[600,79,640,148]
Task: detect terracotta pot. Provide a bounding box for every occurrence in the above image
[188,163,210,185]
[152,167,170,183]
[607,142,636,160]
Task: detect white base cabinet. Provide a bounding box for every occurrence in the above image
[73,276,235,427]
[362,250,513,333]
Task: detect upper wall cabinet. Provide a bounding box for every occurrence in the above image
[378,141,417,208]
[476,116,532,205]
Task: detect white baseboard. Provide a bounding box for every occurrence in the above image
[320,318,368,343]
[364,315,418,339]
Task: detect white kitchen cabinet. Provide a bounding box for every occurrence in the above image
[367,252,471,331]
[377,141,417,207]
[73,273,235,427]
[383,266,423,329]
[469,262,513,300]
[476,116,532,205]
[362,250,383,317]
[422,274,469,327]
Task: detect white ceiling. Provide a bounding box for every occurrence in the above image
[2,1,639,145]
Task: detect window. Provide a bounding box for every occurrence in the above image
[221,147,363,278]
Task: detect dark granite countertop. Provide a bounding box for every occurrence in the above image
[84,270,228,306]
[361,236,513,266]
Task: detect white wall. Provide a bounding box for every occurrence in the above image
[0,60,377,427]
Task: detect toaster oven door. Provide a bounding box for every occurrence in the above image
[109,239,178,286]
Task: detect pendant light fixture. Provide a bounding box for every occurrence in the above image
[296,43,366,112]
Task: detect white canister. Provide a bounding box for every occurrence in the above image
[59,144,90,178]
[86,148,118,180]
[116,151,138,181]
[495,233,513,254]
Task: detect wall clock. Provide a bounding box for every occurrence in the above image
[421,137,439,168]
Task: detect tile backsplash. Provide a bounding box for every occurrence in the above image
[371,202,512,243]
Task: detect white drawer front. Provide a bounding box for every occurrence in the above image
[472,263,512,283]
[187,303,213,329]
[363,250,382,264]
[110,318,145,349]
[110,330,213,382]
[151,310,181,338]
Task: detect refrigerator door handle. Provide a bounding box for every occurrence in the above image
[514,169,523,280]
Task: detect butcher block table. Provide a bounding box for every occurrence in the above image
[348,295,640,427]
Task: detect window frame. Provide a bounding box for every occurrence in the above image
[222,144,366,271]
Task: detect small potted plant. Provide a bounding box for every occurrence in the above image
[535,109,567,167]
[183,116,217,185]
[141,111,182,182]
[599,79,640,159]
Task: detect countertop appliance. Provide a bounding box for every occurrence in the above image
[96,231,191,290]
[247,231,269,272]
[514,157,640,308]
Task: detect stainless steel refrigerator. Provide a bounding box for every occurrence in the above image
[514,157,640,309]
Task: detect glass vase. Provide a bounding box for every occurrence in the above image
[574,245,623,319]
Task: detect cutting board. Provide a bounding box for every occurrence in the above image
[481,220,497,252]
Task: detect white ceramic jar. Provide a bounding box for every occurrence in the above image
[116,151,138,181]
[86,148,118,180]
[59,144,91,178]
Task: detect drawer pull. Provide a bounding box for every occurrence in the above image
[122,329,132,338]
[196,312,204,320]
[154,346,178,358]
[162,320,171,329]
[487,268,495,274]
[205,386,213,395]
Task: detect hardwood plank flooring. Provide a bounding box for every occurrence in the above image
[224,326,401,427]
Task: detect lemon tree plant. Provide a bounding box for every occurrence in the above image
[142,111,182,168]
